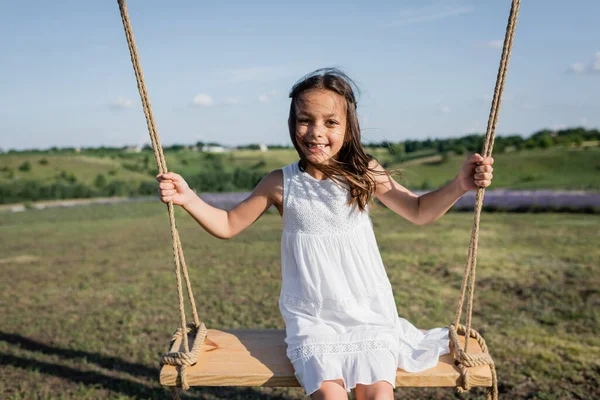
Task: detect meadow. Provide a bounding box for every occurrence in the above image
[1,201,598,399]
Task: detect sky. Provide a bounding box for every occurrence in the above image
[1,0,599,150]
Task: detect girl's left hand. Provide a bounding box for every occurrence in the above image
[457,153,494,191]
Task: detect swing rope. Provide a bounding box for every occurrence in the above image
[117,0,207,393]
[116,0,520,397]
[448,1,520,399]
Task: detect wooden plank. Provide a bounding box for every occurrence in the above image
[159,329,492,388]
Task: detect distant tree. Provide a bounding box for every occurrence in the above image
[94,174,107,188]
[537,136,553,149]
[524,139,536,149]
[167,144,185,152]
[238,144,261,150]
[58,170,77,183]
[18,161,31,172]
[452,145,467,155]
[38,158,49,165]
[436,142,446,153]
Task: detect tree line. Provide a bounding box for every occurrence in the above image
[2,127,597,156]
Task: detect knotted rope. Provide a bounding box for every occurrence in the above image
[449,1,520,399]
[116,0,206,393]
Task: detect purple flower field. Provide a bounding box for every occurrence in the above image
[3,190,599,213]
[200,189,600,212]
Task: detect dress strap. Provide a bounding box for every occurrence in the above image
[282,161,297,210]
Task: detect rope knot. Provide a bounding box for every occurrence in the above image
[448,323,498,399]
[160,322,208,391]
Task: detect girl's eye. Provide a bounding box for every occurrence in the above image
[297,118,310,124]
[327,120,338,125]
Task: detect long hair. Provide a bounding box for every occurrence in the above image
[288,68,397,211]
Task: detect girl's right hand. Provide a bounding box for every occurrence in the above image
[156,172,195,207]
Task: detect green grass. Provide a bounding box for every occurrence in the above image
[0,154,150,186]
[0,202,598,399]
[392,147,600,190]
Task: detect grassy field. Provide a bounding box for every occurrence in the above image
[397,147,600,190]
[0,201,598,399]
[2,146,599,192]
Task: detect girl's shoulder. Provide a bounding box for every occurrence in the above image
[266,161,300,189]
[366,156,389,182]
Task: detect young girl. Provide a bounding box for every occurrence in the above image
[157,68,494,400]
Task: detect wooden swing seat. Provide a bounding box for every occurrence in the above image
[159,329,492,388]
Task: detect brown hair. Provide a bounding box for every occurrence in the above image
[288,68,398,211]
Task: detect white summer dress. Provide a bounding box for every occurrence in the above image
[279,161,450,396]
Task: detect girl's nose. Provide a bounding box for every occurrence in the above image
[308,124,324,138]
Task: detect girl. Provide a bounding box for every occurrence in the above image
[157,68,494,400]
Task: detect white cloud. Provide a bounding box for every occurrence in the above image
[568,63,586,74]
[487,40,503,49]
[192,94,214,106]
[386,5,473,27]
[567,51,600,75]
[190,94,244,107]
[258,90,279,103]
[110,97,134,110]
[439,105,452,114]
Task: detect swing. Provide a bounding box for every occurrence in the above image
[116,1,520,399]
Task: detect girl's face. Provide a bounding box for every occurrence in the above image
[294,89,348,165]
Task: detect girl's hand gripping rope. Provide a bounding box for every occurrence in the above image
[156,172,195,207]
[457,153,495,191]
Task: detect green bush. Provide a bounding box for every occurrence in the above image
[94,174,107,188]
[18,161,31,172]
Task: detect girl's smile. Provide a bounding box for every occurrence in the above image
[306,142,329,152]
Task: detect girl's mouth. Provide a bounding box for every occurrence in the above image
[306,143,329,153]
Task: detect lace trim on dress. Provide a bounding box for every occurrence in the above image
[281,281,393,313]
[287,339,396,362]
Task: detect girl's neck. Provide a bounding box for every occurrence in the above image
[304,164,328,181]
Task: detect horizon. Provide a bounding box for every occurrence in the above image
[2,125,595,153]
[1,1,599,151]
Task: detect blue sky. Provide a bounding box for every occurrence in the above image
[1,0,598,150]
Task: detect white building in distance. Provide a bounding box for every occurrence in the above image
[202,145,230,153]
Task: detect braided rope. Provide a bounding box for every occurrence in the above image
[116,0,205,392]
[450,1,520,399]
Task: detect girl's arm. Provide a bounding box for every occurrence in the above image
[370,154,494,225]
[157,169,282,239]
